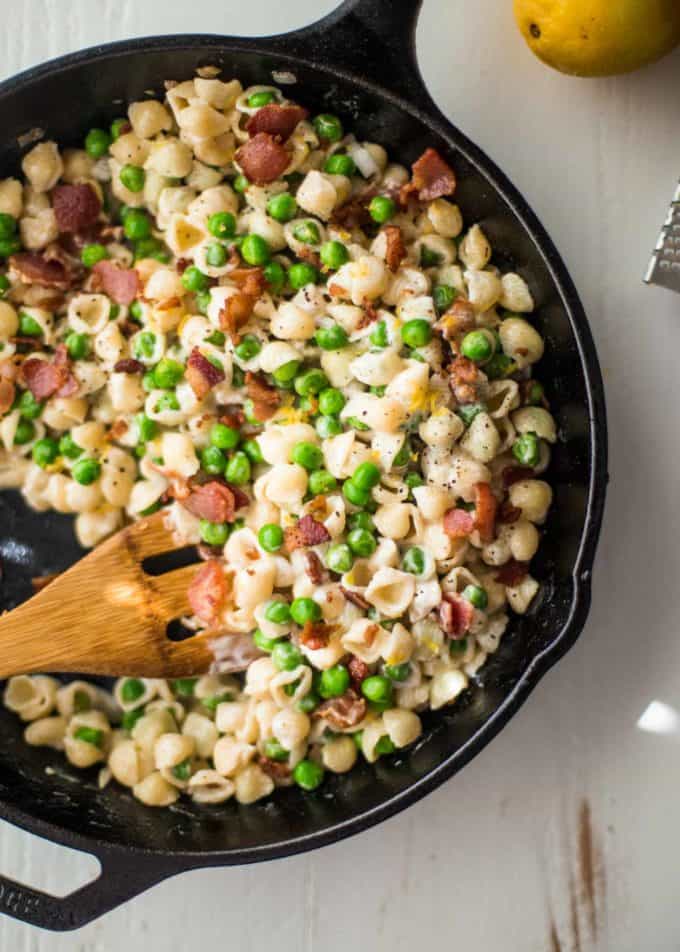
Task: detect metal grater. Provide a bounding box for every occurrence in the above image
[646,182,680,293]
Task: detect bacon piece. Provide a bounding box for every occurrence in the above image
[448,355,482,404]
[187,560,227,625]
[299,620,337,651]
[0,378,15,414]
[439,593,474,639]
[185,347,225,400]
[443,507,475,539]
[473,481,497,544]
[219,405,245,429]
[383,225,406,273]
[303,550,325,585]
[495,559,529,586]
[284,514,331,553]
[330,199,372,229]
[435,298,476,340]
[9,252,72,290]
[501,465,534,488]
[497,501,522,525]
[113,358,145,374]
[347,655,369,692]
[244,371,281,422]
[257,756,291,782]
[339,586,370,610]
[228,266,266,299]
[235,133,291,185]
[181,481,242,524]
[22,344,73,401]
[52,184,101,233]
[356,298,379,330]
[245,103,308,141]
[92,260,140,305]
[219,291,255,343]
[109,418,129,441]
[400,147,456,204]
[315,690,367,730]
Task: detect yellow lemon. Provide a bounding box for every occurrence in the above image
[514,0,680,77]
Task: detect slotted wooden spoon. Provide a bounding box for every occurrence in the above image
[0,512,214,678]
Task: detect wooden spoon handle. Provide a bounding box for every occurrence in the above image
[0,594,79,676]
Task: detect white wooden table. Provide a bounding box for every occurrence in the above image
[2,1,680,948]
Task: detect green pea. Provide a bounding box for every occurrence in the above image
[0,237,21,258]
[296,394,318,416]
[225,451,251,485]
[347,528,377,557]
[134,237,170,263]
[205,329,226,347]
[370,384,386,395]
[242,438,264,464]
[318,388,345,416]
[361,675,392,705]
[272,639,304,671]
[401,546,425,574]
[208,424,238,452]
[457,402,486,426]
[181,266,209,293]
[172,759,192,781]
[433,284,457,313]
[313,113,343,142]
[315,323,348,350]
[121,707,144,731]
[272,359,300,385]
[263,259,286,294]
[73,690,91,713]
[132,331,156,362]
[248,90,276,107]
[73,726,104,748]
[128,300,144,322]
[208,211,236,239]
[384,662,410,682]
[171,678,197,697]
[233,173,250,193]
[119,164,145,193]
[296,692,320,714]
[319,665,350,699]
[404,472,424,494]
[420,244,442,268]
[72,458,101,485]
[152,358,184,389]
[242,399,261,425]
[319,239,349,271]
[290,597,321,625]
[512,431,540,467]
[65,332,90,360]
[13,419,35,445]
[18,312,42,337]
[199,519,230,546]
[347,415,371,432]
[316,415,343,438]
[293,758,324,791]
[349,511,374,532]
[58,432,83,459]
[123,208,151,241]
[0,213,17,239]
[308,469,337,495]
[392,438,411,467]
[266,192,297,223]
[201,691,234,712]
[234,335,261,361]
[352,461,381,491]
[264,600,292,625]
[264,737,289,762]
[194,290,211,315]
[287,262,318,289]
[342,479,370,507]
[32,437,59,468]
[253,628,282,653]
[526,381,545,406]
[294,369,328,396]
[369,195,396,223]
[462,584,488,610]
[369,321,388,348]
[84,127,111,158]
[241,234,270,266]
[401,319,432,348]
[461,330,494,363]
[484,353,517,380]
[0,274,10,296]
[120,678,145,703]
[110,117,129,140]
[292,221,320,246]
[199,447,225,476]
[205,242,228,267]
[375,735,396,756]
[324,154,356,176]
[80,243,108,267]
[325,543,353,574]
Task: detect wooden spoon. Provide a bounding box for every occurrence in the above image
[0,512,214,678]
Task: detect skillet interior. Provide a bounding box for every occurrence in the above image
[0,38,605,860]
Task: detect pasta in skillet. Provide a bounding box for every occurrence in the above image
[0,73,554,805]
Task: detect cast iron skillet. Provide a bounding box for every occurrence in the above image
[0,0,608,930]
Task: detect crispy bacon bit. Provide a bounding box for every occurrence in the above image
[181,481,244,524]
[244,371,281,422]
[257,756,291,782]
[228,266,266,299]
[435,298,476,340]
[219,292,255,342]
[497,501,522,524]
[9,252,72,290]
[245,103,309,141]
[297,245,322,269]
[284,514,331,552]
[113,358,145,374]
[175,257,191,274]
[347,655,369,691]
[448,355,482,404]
[118,319,140,338]
[439,593,474,639]
[219,405,245,429]
[520,379,550,409]
[0,378,15,414]
[315,689,367,730]
[330,199,372,229]
[443,507,475,539]
[185,347,225,400]
[495,559,529,586]
[501,465,534,488]
[303,550,326,585]
[300,620,337,651]
[109,418,129,440]
[22,344,74,401]
[473,481,497,544]
[356,298,379,330]
[327,281,348,298]
[52,184,101,233]
[339,586,370,610]
[197,542,223,561]
[235,133,291,185]
[92,259,140,305]
[383,225,406,273]
[400,147,457,204]
[187,560,227,625]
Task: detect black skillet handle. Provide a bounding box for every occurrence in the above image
[0,847,175,931]
[266,0,435,111]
